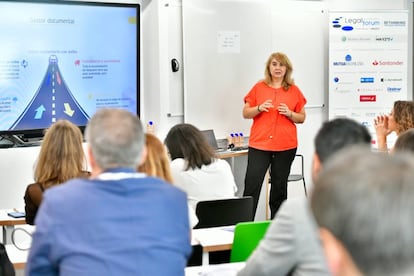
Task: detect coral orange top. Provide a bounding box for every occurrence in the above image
[244,81,307,151]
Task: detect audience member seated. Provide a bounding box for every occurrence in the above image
[374,100,414,152]
[311,147,414,276]
[24,120,90,225]
[26,109,191,275]
[138,133,198,228]
[238,118,371,276]
[164,123,237,210]
[137,133,173,181]
[392,128,414,154]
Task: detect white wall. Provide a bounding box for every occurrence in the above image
[141,0,185,139]
[0,0,409,210]
[326,0,407,10]
[141,0,409,196]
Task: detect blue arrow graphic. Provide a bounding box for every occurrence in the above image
[34,105,46,119]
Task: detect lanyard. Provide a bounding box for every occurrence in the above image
[95,172,146,181]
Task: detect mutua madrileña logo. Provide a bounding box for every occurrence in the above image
[332,54,363,66]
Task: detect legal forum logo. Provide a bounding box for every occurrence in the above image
[332,16,381,31]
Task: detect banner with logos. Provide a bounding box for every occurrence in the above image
[329,11,408,149]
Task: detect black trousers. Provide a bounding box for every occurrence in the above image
[243,147,296,219]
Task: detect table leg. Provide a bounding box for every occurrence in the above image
[202,252,209,266]
[2,225,14,244]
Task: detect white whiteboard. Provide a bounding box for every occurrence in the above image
[182,0,327,139]
[270,1,327,110]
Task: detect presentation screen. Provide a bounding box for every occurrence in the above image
[0,0,140,138]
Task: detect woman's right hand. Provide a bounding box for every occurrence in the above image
[258,99,274,112]
[374,115,392,137]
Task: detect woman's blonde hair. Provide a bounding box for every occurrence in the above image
[393,100,414,135]
[264,52,294,90]
[138,133,173,183]
[34,120,86,189]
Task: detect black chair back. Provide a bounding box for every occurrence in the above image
[194,196,254,229]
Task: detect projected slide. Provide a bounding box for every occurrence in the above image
[0,1,138,132]
[10,55,90,130]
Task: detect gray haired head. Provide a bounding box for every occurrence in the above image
[85,108,145,170]
[311,146,414,275]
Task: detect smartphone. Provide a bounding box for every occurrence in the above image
[7,211,25,218]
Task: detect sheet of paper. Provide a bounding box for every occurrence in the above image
[185,262,246,276]
[192,227,234,247]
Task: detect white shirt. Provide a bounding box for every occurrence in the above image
[170,158,238,210]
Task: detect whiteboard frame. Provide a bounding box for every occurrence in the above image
[409,0,414,100]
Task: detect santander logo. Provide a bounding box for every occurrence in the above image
[372,60,403,66]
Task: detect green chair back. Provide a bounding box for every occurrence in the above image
[230,220,271,263]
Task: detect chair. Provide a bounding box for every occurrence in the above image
[194,196,254,229]
[266,154,307,219]
[188,196,254,266]
[288,154,307,196]
[0,243,15,276]
[230,220,271,263]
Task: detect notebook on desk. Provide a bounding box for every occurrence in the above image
[201,129,227,152]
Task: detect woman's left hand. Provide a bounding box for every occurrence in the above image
[278,103,291,117]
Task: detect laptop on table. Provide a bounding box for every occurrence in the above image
[201,129,227,152]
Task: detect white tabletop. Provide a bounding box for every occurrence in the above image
[192,226,235,252]
[0,209,26,225]
[185,262,245,276]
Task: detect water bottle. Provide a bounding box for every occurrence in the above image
[239,132,244,147]
[146,121,155,134]
[234,133,239,147]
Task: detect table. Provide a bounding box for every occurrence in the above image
[5,226,235,270]
[0,209,27,244]
[6,243,243,273]
[217,149,248,172]
[217,149,248,159]
[5,244,29,270]
[217,149,248,198]
[192,226,235,265]
[185,261,245,276]
[6,226,234,271]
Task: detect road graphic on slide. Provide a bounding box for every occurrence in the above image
[10,55,89,130]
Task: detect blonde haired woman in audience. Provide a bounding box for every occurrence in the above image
[138,133,198,228]
[24,120,90,225]
[138,133,173,182]
[374,100,414,152]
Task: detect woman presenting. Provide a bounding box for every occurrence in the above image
[243,52,306,219]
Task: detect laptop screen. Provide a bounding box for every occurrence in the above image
[201,129,219,150]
